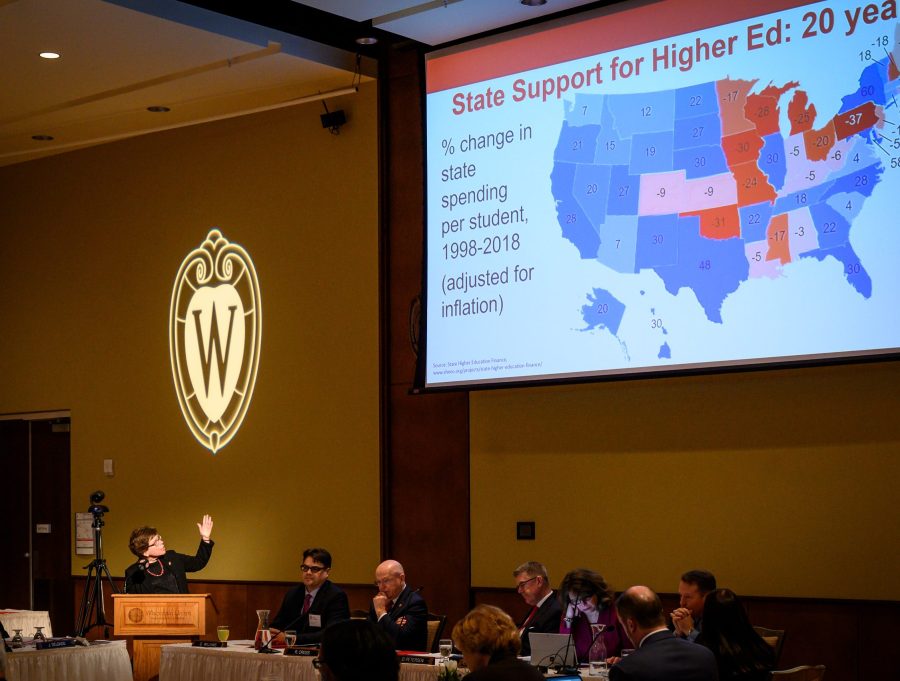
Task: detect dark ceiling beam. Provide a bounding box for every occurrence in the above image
[178,0,423,64]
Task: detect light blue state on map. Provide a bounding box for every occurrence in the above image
[674,112,722,149]
[629,130,675,174]
[606,89,676,137]
[565,93,605,126]
[674,81,720,118]
[597,215,639,273]
[581,287,627,335]
[550,57,895,336]
[573,163,612,229]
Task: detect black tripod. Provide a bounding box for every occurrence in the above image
[75,491,119,638]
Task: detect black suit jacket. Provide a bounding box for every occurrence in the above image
[124,540,214,594]
[519,591,563,656]
[610,630,718,681]
[368,585,428,651]
[271,579,350,644]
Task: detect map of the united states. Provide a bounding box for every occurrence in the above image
[551,52,899,354]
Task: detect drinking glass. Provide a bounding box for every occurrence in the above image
[11,629,24,645]
[588,660,609,678]
[217,625,230,642]
[439,639,453,661]
[284,630,297,647]
[33,626,46,641]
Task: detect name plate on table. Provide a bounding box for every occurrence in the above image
[284,646,319,656]
[192,641,227,648]
[34,639,76,650]
[398,653,437,665]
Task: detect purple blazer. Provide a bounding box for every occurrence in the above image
[560,604,628,661]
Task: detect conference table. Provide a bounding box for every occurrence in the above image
[0,610,53,639]
[1,639,132,681]
[159,641,444,681]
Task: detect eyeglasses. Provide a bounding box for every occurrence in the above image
[149,537,164,547]
[301,564,327,573]
[516,576,538,592]
[312,658,325,670]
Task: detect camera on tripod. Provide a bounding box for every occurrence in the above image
[88,490,108,515]
[76,490,119,637]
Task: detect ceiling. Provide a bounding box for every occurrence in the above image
[0,0,603,167]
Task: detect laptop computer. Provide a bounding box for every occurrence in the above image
[527,632,578,670]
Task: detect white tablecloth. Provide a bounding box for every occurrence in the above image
[160,641,442,681]
[1,639,132,681]
[0,611,53,638]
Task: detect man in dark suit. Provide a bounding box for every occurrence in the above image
[671,569,717,641]
[610,586,718,681]
[270,547,350,644]
[513,561,562,656]
[368,559,428,651]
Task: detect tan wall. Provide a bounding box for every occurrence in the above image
[471,361,900,600]
[0,83,380,584]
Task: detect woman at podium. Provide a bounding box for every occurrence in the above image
[124,515,214,593]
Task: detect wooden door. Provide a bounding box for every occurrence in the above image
[0,420,30,609]
[0,417,72,636]
[31,419,73,635]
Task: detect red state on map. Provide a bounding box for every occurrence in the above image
[803,120,836,162]
[744,82,796,137]
[788,90,817,135]
[833,101,880,140]
[889,51,899,81]
[682,204,741,240]
[722,129,765,167]
[732,162,777,206]
[766,214,791,265]
[716,78,757,135]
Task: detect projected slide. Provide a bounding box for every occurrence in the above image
[424,0,900,387]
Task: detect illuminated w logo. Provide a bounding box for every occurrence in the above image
[169,230,262,453]
[192,302,238,397]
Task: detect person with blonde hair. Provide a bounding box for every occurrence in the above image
[452,605,544,680]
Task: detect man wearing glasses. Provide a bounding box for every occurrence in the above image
[513,561,562,656]
[270,547,350,644]
[368,559,428,651]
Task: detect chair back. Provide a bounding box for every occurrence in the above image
[770,664,826,681]
[753,625,786,665]
[426,612,447,653]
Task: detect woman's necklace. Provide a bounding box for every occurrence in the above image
[146,559,165,577]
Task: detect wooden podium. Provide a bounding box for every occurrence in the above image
[112,593,214,681]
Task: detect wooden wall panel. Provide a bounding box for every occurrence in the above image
[380,43,471,633]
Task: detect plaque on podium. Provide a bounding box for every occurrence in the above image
[112,594,214,681]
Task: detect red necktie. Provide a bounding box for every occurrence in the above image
[302,593,312,614]
[520,606,538,633]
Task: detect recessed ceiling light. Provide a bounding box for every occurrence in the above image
[521,0,547,5]
[147,105,171,113]
[356,36,378,46]
[39,52,60,59]
[32,134,54,141]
